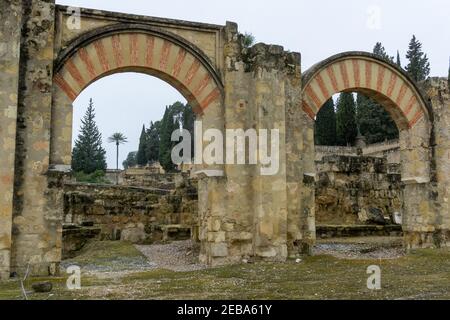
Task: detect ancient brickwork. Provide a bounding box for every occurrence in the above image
[63,180,197,245]
[0,0,22,279]
[315,156,403,226]
[0,1,449,277]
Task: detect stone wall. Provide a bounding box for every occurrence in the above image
[63,177,198,246]
[0,0,22,280]
[315,140,400,164]
[315,156,403,226]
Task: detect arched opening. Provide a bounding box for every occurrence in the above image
[301,52,433,257]
[50,28,224,271]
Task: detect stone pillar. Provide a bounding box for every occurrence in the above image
[203,21,304,264]
[10,0,61,276]
[0,0,22,280]
[400,100,435,248]
[426,78,450,246]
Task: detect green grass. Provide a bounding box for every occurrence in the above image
[1,241,449,300]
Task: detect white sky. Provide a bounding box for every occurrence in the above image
[58,0,450,169]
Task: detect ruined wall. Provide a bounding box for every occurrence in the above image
[9,0,62,277]
[426,78,450,247]
[315,156,403,226]
[197,22,305,266]
[0,0,22,280]
[63,179,198,244]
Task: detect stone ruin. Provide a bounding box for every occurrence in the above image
[0,1,449,278]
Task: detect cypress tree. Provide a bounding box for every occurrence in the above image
[405,35,430,82]
[159,106,178,172]
[146,121,161,163]
[182,104,195,159]
[336,92,358,146]
[315,99,336,146]
[72,98,107,174]
[396,50,401,68]
[136,125,148,166]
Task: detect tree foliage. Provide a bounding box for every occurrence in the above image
[72,98,107,174]
[336,92,358,146]
[315,99,336,146]
[405,35,430,82]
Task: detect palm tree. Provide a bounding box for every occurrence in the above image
[108,132,128,184]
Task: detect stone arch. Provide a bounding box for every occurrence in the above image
[299,52,435,248]
[50,24,224,165]
[301,52,431,130]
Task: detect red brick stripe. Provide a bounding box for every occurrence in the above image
[409,110,423,128]
[352,60,360,87]
[159,41,172,71]
[130,34,139,65]
[185,60,201,86]
[326,66,339,92]
[339,61,350,88]
[172,48,187,78]
[315,73,329,100]
[404,95,416,117]
[396,84,408,107]
[386,72,397,97]
[65,59,86,89]
[305,86,321,110]
[78,48,97,80]
[94,40,110,72]
[111,35,123,67]
[200,88,221,110]
[365,61,372,88]
[145,36,155,67]
[302,101,316,120]
[194,74,212,97]
[54,74,77,101]
[376,66,385,92]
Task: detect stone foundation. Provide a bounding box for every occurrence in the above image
[63,177,198,249]
[315,155,403,226]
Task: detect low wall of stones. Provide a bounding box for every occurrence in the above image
[63,179,198,247]
[315,156,403,226]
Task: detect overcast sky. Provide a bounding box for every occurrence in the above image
[57,0,450,169]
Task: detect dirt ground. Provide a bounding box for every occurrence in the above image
[1,238,449,300]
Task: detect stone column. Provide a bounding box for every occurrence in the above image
[10,0,61,276]
[0,0,22,280]
[426,78,450,246]
[400,105,435,248]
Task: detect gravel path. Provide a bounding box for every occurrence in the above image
[313,237,406,260]
[135,240,207,272]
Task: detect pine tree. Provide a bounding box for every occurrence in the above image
[336,92,358,146]
[136,125,148,166]
[72,98,107,174]
[373,42,394,62]
[315,99,336,146]
[405,35,430,82]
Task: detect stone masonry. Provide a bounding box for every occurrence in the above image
[0,1,449,278]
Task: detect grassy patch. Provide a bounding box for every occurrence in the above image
[1,242,449,300]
